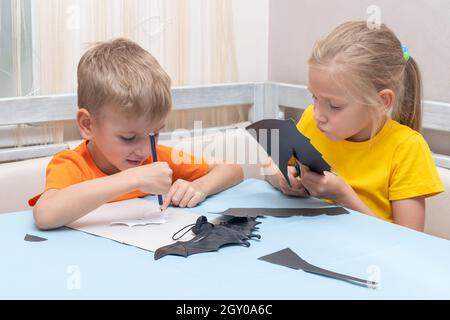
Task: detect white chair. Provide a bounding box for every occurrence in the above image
[0,140,81,214]
[425,167,450,240]
[0,156,50,213]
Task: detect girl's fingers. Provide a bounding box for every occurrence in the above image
[280,182,309,197]
[288,174,303,189]
[288,166,299,178]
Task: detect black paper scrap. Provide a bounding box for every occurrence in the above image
[24,234,48,242]
[212,207,349,218]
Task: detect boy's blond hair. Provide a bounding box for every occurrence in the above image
[77,38,172,120]
[309,21,422,133]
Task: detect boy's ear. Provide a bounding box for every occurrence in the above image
[379,89,395,114]
[77,109,95,140]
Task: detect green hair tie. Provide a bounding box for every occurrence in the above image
[402,46,410,62]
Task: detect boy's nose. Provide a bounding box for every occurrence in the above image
[133,140,151,159]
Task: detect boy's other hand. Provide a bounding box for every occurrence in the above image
[161,179,206,210]
[126,162,173,195]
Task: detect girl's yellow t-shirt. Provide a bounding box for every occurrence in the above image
[297,105,444,221]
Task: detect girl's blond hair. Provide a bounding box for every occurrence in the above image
[309,21,422,132]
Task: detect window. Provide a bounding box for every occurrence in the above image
[0,0,34,97]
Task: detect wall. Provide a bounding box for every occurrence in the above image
[232,0,269,82]
[269,0,450,103]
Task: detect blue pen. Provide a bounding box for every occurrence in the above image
[149,134,164,211]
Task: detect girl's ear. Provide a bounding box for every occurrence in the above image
[77,109,95,140]
[379,89,395,114]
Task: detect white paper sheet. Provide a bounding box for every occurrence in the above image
[67,198,199,252]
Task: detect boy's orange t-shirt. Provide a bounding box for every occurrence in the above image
[29,141,209,206]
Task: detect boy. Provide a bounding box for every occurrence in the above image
[30,38,243,230]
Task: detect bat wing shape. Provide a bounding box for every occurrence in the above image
[246,118,331,184]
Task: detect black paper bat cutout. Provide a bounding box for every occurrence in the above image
[154,216,261,260]
[259,248,378,288]
[246,118,331,185]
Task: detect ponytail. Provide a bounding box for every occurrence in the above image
[391,57,422,132]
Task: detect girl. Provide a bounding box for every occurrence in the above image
[265,21,444,231]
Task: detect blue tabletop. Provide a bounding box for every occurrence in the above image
[1,179,450,299]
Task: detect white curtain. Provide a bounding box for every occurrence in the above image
[32,0,246,143]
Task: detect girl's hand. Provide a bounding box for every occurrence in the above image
[263,158,309,197]
[299,164,353,204]
[162,179,207,209]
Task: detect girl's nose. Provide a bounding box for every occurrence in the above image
[313,104,327,124]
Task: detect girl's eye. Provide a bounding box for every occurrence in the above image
[311,95,318,101]
[330,105,341,110]
[120,135,136,142]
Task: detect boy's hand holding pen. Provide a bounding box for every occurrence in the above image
[149,133,165,211]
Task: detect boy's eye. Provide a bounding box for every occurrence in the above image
[120,135,136,142]
[330,105,341,110]
[311,94,318,101]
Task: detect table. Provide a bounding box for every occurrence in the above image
[1,179,449,299]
